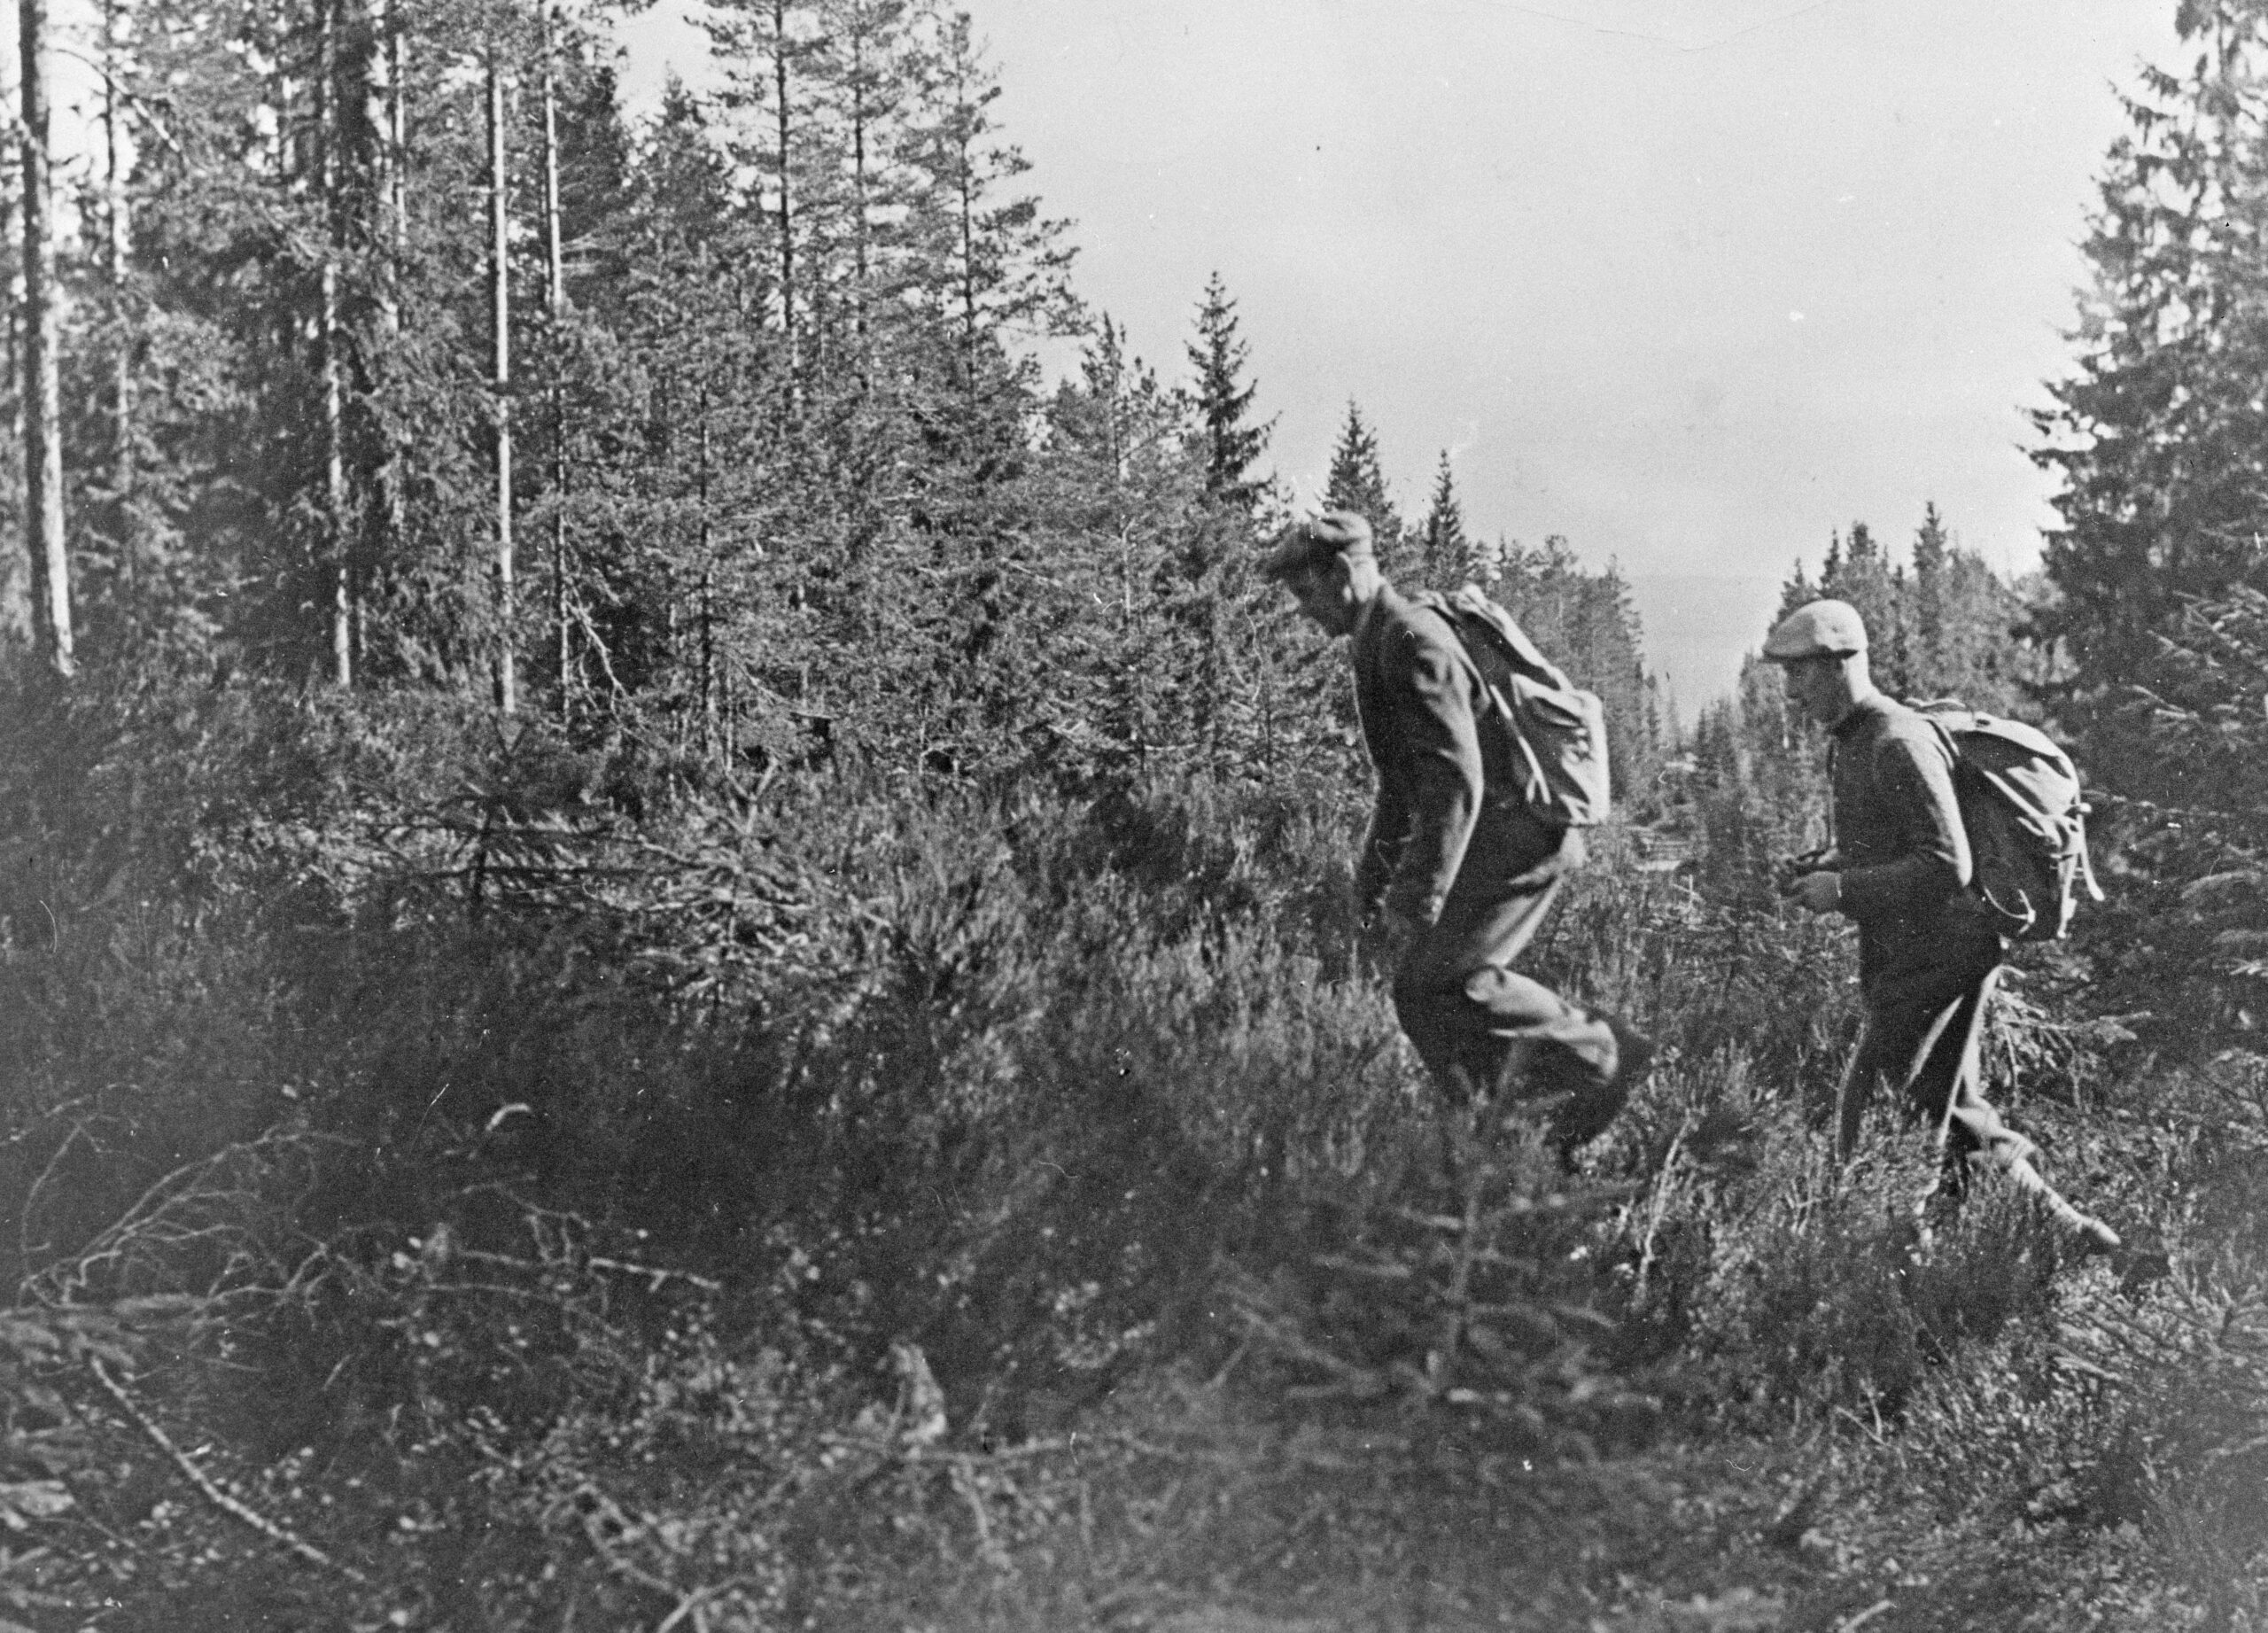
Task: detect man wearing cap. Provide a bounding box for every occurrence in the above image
[1262,509,1650,1158]
[1763,597,2119,1253]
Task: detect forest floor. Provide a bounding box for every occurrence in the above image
[2,695,2261,1632]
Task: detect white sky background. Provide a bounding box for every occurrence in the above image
[50,0,2185,719]
[728,0,2171,718]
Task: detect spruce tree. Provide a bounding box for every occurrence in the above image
[1418,449,1474,590]
[1774,509,2036,712]
[2033,4,2268,733]
[1026,315,1213,780]
[1184,270,1270,509]
[1323,400,1402,571]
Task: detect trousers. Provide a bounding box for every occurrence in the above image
[1835,948,2035,1171]
[1391,863,1630,1147]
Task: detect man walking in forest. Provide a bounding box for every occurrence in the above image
[1262,510,1651,1158]
[1765,598,2121,1254]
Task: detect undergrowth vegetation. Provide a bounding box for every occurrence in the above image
[1,677,2263,1630]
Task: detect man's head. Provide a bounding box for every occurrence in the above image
[1262,510,1383,637]
[1762,598,1874,726]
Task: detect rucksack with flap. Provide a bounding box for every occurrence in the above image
[1910,701,2105,942]
[1412,585,1612,828]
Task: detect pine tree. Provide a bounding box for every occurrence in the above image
[1184,271,1270,509]
[705,0,827,407]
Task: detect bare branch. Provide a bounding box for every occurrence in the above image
[89,1357,367,1583]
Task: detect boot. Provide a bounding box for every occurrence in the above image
[1545,1020,1653,1165]
[2000,1154,2122,1257]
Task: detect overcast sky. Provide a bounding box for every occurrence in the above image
[619,0,2183,715]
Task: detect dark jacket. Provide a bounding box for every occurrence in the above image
[1350,586,1577,925]
[1829,693,2001,981]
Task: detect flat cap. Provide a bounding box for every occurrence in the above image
[1259,510,1377,581]
[1762,598,1868,662]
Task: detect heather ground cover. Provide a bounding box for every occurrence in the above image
[1,683,2255,1632]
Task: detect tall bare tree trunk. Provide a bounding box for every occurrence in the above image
[697,393,714,755]
[0,108,27,652]
[773,0,796,416]
[319,0,351,686]
[540,3,569,723]
[850,32,869,388]
[385,9,404,245]
[363,0,404,676]
[488,49,515,714]
[19,0,70,678]
[103,0,133,607]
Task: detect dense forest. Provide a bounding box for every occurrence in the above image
[0,0,1666,793]
[0,1,2264,1629]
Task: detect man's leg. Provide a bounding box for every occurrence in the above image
[1392,875,1643,1148]
[1863,959,2033,1170]
[1866,957,2117,1253]
[1832,1026,1884,1165]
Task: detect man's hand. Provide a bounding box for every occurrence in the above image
[1784,869,1844,914]
[1773,846,1839,895]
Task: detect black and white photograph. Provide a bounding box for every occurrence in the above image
[0,0,2261,1627]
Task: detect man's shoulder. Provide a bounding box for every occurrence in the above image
[1848,696,1957,776]
[1366,587,1465,657]
[1841,694,1933,743]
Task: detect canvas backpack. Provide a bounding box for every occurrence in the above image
[1910,702,2106,942]
[1412,585,1612,828]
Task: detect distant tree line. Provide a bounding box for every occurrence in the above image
[1315,400,1671,809]
[0,0,1669,820]
[1669,506,2051,903]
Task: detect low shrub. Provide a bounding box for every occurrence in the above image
[0,673,2248,1628]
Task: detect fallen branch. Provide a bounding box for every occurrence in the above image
[568,1480,735,1633]
[585,1255,725,1293]
[571,1489,678,1599]
[948,1458,1012,1574]
[1835,1599,1895,1633]
[451,1242,724,1293]
[89,1357,366,1583]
